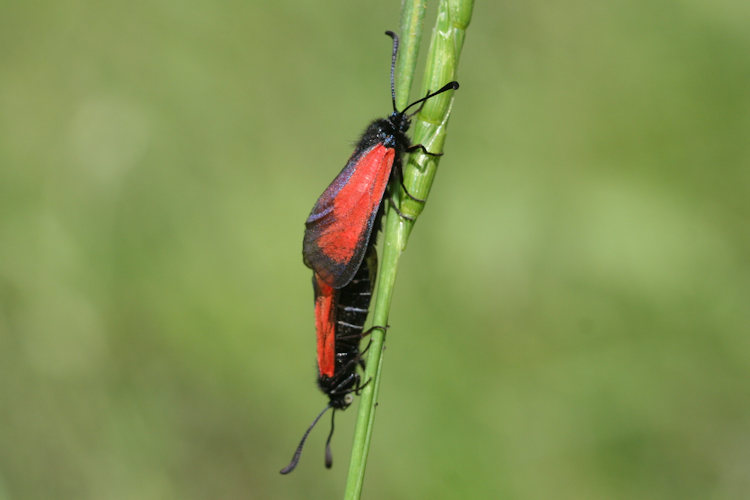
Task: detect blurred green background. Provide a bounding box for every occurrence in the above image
[1,1,749,499]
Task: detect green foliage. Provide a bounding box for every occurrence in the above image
[345,1,472,498]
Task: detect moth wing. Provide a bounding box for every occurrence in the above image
[303,144,394,288]
[313,273,337,378]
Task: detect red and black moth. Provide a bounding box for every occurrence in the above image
[280,247,378,474]
[280,30,459,474]
[302,31,458,290]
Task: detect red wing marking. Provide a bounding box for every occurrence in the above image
[303,144,395,288]
[313,273,336,378]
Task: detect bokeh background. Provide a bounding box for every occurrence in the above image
[1,1,749,499]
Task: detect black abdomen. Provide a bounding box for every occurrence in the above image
[317,247,377,408]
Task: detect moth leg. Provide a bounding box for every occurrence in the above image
[363,324,388,336]
[328,372,358,396]
[388,197,415,222]
[359,339,373,357]
[354,376,372,395]
[406,143,443,157]
[399,142,445,202]
[336,325,385,342]
[395,163,426,203]
[355,324,389,370]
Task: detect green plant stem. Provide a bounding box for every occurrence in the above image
[393,0,427,109]
[343,1,473,498]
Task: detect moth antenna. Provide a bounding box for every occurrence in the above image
[280,404,332,474]
[401,81,459,116]
[324,409,336,468]
[384,30,399,113]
